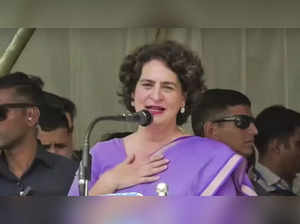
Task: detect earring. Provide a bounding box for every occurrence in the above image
[180,107,185,114]
[131,100,135,107]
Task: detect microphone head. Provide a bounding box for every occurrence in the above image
[139,110,153,127]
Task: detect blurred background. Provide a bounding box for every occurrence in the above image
[1,0,300,149]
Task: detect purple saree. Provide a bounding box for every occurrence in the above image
[68,136,256,196]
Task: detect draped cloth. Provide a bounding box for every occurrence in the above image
[68,136,256,196]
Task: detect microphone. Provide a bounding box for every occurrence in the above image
[108,110,153,127]
[78,110,153,196]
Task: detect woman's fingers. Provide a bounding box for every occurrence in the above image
[137,155,170,177]
[145,165,168,176]
[140,162,168,177]
[112,153,170,189]
[149,158,169,168]
[89,153,169,193]
[149,154,164,162]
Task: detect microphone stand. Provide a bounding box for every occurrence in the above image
[78,114,129,196]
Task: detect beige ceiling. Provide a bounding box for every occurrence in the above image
[1,0,300,28]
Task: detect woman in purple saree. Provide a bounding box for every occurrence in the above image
[68,40,256,196]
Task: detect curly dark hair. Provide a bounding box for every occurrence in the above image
[118,40,206,125]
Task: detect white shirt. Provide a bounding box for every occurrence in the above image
[252,162,292,193]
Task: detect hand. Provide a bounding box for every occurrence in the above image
[89,153,169,195]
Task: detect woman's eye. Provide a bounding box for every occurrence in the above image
[164,86,174,90]
[142,83,152,88]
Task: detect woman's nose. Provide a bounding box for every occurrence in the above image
[150,86,163,101]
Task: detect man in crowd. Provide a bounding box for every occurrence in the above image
[43,91,76,135]
[191,88,258,159]
[38,103,73,159]
[38,91,81,161]
[252,105,300,195]
[0,72,77,196]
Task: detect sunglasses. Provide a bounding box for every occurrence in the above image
[212,115,255,130]
[0,103,36,121]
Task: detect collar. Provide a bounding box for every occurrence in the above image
[0,143,56,168]
[255,162,290,190]
[0,143,55,178]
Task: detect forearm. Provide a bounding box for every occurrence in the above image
[88,173,118,196]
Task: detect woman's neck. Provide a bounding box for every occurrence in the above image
[124,124,187,159]
[138,123,185,142]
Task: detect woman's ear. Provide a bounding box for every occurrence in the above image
[180,92,186,111]
[181,99,186,109]
[131,93,135,107]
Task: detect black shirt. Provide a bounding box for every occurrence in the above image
[0,144,78,196]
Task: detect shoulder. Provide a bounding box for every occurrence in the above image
[37,151,78,195]
[164,136,237,169]
[89,138,126,165]
[180,136,235,156]
[44,150,79,171]
[38,143,78,168]
[90,138,124,155]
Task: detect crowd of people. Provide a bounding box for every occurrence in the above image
[0,40,299,196]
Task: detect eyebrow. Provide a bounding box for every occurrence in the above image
[139,79,178,87]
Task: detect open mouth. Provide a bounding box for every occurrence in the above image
[145,105,166,114]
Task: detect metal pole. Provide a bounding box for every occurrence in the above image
[0,28,36,77]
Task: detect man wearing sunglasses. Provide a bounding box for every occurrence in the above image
[0,72,77,196]
[192,89,258,159]
[253,105,300,195]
